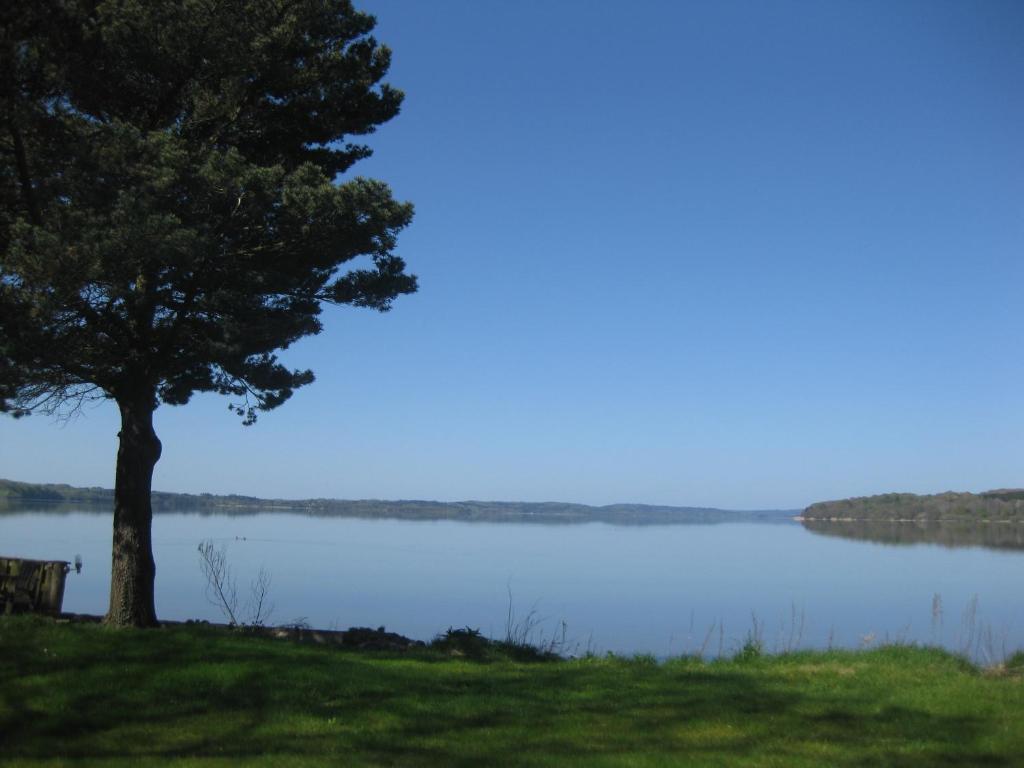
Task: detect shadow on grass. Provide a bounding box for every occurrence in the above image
[0,617,1019,766]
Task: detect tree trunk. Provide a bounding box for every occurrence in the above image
[105,391,162,627]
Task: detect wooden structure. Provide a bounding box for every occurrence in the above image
[0,557,71,615]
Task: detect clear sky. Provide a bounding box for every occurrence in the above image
[2,0,1022,509]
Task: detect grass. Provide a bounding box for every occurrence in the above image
[2,616,1023,766]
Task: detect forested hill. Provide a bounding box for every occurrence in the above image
[801,490,1024,523]
[0,479,796,525]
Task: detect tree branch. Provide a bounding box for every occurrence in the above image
[9,123,42,226]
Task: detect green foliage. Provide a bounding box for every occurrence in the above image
[735,637,764,663]
[0,479,67,501]
[430,625,562,663]
[431,626,491,659]
[1,0,416,421]
[2,617,1024,766]
[803,491,1024,525]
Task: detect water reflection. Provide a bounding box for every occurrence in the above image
[0,500,797,526]
[2,506,1021,660]
[801,519,1024,552]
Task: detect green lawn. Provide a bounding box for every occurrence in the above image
[1,616,1022,766]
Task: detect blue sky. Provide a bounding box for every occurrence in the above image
[2,0,1022,509]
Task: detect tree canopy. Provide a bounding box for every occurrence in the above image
[1,0,415,422]
[0,0,417,625]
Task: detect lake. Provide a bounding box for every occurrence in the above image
[2,507,1022,661]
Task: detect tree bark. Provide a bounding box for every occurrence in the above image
[105,391,162,627]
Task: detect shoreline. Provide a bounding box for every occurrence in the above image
[796,516,1024,524]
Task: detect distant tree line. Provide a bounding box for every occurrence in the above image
[802,491,1024,524]
[0,479,797,525]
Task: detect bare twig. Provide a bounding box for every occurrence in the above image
[198,540,238,625]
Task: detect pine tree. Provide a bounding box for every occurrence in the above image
[1,0,416,626]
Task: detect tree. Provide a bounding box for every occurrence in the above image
[0,0,417,626]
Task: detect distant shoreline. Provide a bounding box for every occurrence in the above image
[794,516,1024,524]
[801,489,1024,525]
[0,478,798,526]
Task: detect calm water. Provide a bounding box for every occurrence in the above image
[2,508,1022,660]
